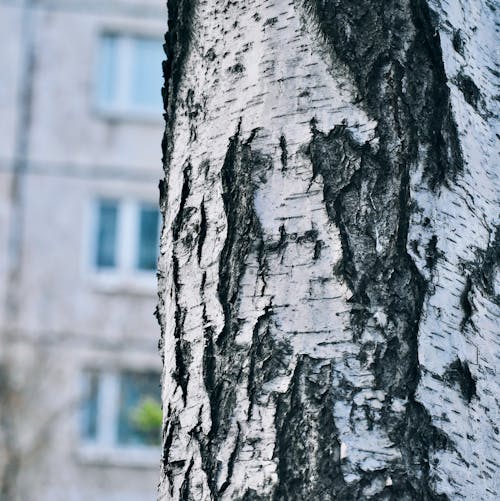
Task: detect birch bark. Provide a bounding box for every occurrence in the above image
[158,0,499,499]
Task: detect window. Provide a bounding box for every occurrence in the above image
[118,371,161,446]
[137,205,160,270]
[95,200,118,268]
[81,371,99,441]
[93,199,160,273]
[96,33,163,116]
[80,369,162,449]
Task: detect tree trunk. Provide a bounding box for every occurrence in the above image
[158,0,498,499]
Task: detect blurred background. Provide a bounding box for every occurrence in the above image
[0,1,166,499]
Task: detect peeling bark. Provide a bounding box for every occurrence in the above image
[158,0,499,499]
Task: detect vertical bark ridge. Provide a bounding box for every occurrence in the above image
[195,126,275,496]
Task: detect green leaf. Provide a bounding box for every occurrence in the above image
[129,396,162,435]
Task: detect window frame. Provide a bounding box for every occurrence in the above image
[93,30,164,121]
[86,198,160,293]
[78,368,161,466]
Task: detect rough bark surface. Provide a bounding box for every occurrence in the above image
[158,0,499,499]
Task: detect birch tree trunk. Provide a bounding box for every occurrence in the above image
[157,0,499,499]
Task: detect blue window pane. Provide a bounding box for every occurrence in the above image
[97,34,118,106]
[131,37,163,110]
[137,206,159,270]
[118,371,161,446]
[96,200,118,268]
[80,371,99,441]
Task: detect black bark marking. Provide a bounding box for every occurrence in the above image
[313,239,324,260]
[217,123,267,347]
[191,402,218,497]
[443,359,477,403]
[425,235,441,270]
[264,17,278,27]
[202,305,216,396]
[196,298,219,498]
[228,62,245,74]
[267,224,288,255]
[163,404,179,494]
[456,72,482,110]
[240,489,268,501]
[256,241,268,297]
[460,276,473,330]
[172,163,192,243]
[273,357,345,500]
[180,457,194,501]
[198,199,207,264]
[296,229,318,244]
[205,47,216,61]
[218,422,241,495]
[172,298,190,407]
[159,178,168,210]
[452,29,465,55]
[390,401,450,499]
[279,134,288,171]
[155,304,165,357]
[308,123,368,295]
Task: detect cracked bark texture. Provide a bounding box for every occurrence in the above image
[158,0,499,499]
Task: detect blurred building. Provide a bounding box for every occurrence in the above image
[0,1,165,499]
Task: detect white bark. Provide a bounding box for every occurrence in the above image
[158,0,498,499]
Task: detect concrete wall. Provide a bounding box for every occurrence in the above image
[0,1,165,499]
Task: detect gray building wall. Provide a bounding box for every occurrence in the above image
[0,1,165,499]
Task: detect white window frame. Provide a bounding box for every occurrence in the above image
[78,370,160,467]
[94,32,163,121]
[86,198,160,293]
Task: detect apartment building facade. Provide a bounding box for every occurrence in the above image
[0,1,166,499]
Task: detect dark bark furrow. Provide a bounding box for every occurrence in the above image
[247,304,273,421]
[163,404,179,494]
[162,0,196,168]
[303,0,468,493]
[273,357,345,500]
[279,134,288,171]
[442,359,477,404]
[180,458,195,501]
[198,200,207,264]
[169,163,193,408]
[304,0,464,190]
[218,422,242,495]
[308,122,449,498]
